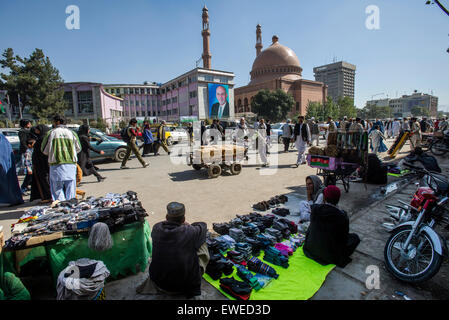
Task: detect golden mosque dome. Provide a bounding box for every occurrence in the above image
[249,35,303,85]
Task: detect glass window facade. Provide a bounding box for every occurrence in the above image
[77,91,93,114]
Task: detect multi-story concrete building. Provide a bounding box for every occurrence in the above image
[313,61,356,102]
[365,92,438,118]
[103,84,161,119]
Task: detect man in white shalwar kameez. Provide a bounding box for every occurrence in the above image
[293,116,311,167]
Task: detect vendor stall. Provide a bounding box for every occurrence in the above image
[1,192,152,296]
[306,132,369,192]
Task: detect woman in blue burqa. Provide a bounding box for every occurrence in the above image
[0,134,24,206]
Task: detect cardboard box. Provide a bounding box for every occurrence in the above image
[25,232,63,247]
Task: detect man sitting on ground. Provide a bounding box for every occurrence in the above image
[147,202,209,298]
[303,185,360,268]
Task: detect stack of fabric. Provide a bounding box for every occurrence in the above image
[274,243,293,257]
[219,277,252,301]
[229,228,246,243]
[215,235,236,251]
[263,246,289,268]
[229,218,243,229]
[227,250,246,265]
[244,237,263,256]
[272,220,291,239]
[264,228,283,243]
[205,253,235,280]
[254,234,273,249]
[242,223,260,238]
[278,218,298,234]
[236,265,262,291]
[206,237,228,254]
[235,242,252,261]
[290,233,306,247]
[247,256,279,279]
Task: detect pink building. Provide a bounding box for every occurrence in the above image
[63,82,124,129]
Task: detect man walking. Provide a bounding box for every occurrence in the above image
[155,120,171,155]
[41,114,81,201]
[309,117,320,146]
[294,116,311,167]
[281,119,293,152]
[410,117,422,151]
[120,118,149,169]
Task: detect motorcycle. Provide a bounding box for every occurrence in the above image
[384,163,449,283]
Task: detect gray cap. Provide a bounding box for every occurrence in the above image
[166,202,185,218]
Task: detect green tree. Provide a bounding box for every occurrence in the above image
[251,89,295,122]
[336,96,357,119]
[305,101,323,120]
[411,106,430,117]
[0,48,67,119]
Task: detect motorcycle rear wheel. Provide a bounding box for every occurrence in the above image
[384,225,443,283]
[430,141,447,156]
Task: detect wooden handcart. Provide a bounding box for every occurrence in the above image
[187,144,245,178]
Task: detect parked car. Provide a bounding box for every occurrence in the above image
[165,126,188,145]
[270,123,287,143]
[75,128,128,162]
[0,128,20,144]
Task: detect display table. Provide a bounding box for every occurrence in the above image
[2,221,152,284]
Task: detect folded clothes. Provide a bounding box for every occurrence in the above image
[236,265,262,291]
[227,250,247,265]
[271,220,291,239]
[278,218,298,234]
[264,246,289,268]
[219,277,252,301]
[235,242,253,261]
[229,228,246,243]
[215,235,236,251]
[274,243,293,256]
[230,218,243,229]
[264,228,283,243]
[206,253,235,280]
[247,256,279,279]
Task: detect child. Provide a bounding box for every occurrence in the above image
[20,138,35,195]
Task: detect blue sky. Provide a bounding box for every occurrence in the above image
[1,0,448,110]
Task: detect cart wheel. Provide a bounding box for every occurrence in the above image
[230,163,242,175]
[342,177,350,192]
[192,164,202,171]
[208,164,222,178]
[324,175,336,186]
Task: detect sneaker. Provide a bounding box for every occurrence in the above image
[120,166,130,169]
[143,163,150,168]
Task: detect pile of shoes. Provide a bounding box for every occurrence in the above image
[219,277,252,300]
[206,253,235,280]
[252,195,288,212]
[272,208,290,217]
[247,257,279,279]
[263,246,289,268]
[235,242,252,261]
[229,228,246,243]
[213,222,231,235]
[236,265,262,291]
[272,220,291,239]
[252,201,270,211]
[227,250,246,265]
[242,223,260,238]
[264,228,283,243]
